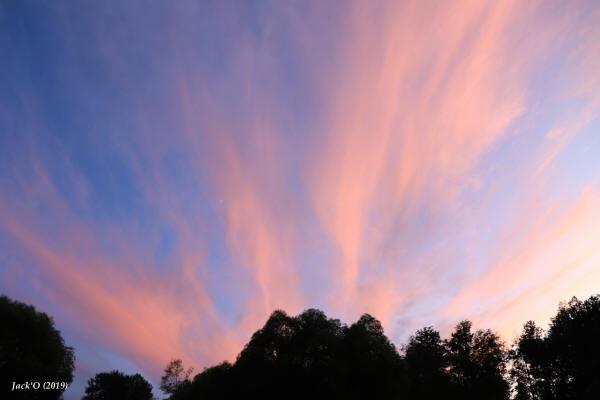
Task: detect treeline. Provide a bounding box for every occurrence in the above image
[1,294,600,400]
[161,295,600,400]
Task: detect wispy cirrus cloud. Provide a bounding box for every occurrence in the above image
[1,1,599,398]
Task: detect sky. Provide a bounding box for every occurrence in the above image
[1,0,599,398]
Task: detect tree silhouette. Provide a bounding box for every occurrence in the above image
[446,320,474,389]
[512,295,600,400]
[160,359,193,396]
[510,320,548,400]
[6,289,600,400]
[404,326,451,399]
[233,309,347,399]
[445,321,509,400]
[82,370,154,400]
[162,308,521,400]
[171,362,234,400]
[344,314,406,399]
[166,309,405,399]
[468,328,509,399]
[0,295,74,400]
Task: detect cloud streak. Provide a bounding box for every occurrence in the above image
[1,1,599,398]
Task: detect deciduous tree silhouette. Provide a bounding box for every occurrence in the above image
[82,370,153,400]
[512,295,600,400]
[234,309,347,399]
[510,320,548,400]
[158,294,600,400]
[6,289,600,400]
[404,326,451,399]
[344,314,406,399]
[0,295,74,400]
[170,362,234,400]
[160,359,193,396]
[166,309,404,399]
[165,310,516,400]
[446,321,509,400]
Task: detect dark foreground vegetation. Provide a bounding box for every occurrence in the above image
[0,295,74,400]
[1,294,599,400]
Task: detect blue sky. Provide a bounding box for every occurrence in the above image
[1,1,599,398]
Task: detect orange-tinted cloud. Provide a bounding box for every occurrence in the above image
[1,3,599,396]
[306,0,546,323]
[444,186,600,338]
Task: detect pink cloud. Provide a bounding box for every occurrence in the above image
[1,1,599,386]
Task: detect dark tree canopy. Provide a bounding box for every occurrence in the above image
[233,309,349,399]
[445,321,508,400]
[160,359,193,396]
[344,314,406,399]
[512,295,600,400]
[166,309,511,400]
[5,290,600,400]
[511,320,548,400]
[0,295,74,400]
[171,309,404,400]
[170,362,234,400]
[403,321,508,400]
[404,326,450,399]
[82,370,154,400]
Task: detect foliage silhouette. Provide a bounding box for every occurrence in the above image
[170,362,234,400]
[0,295,74,400]
[403,321,508,400]
[404,326,451,399]
[162,296,600,400]
[232,309,349,399]
[445,321,508,400]
[82,370,154,400]
[344,314,406,399]
[169,309,406,399]
[510,320,548,400]
[511,295,600,400]
[3,292,600,400]
[160,359,193,396]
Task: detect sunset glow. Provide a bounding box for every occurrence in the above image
[1,1,599,398]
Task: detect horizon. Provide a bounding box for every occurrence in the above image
[1,1,600,399]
